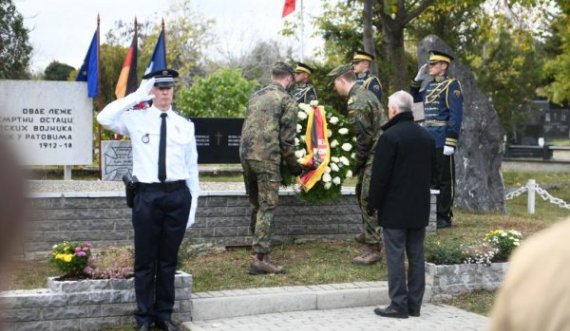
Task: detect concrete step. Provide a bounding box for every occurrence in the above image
[184,282,434,330]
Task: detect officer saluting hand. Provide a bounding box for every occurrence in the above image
[97,69,199,331]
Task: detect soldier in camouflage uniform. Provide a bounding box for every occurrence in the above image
[240,62,304,275]
[352,51,383,102]
[328,64,387,265]
[290,62,318,104]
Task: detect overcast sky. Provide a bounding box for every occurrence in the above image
[14,0,325,72]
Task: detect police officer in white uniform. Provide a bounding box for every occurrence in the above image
[97,69,199,331]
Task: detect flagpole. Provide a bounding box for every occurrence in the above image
[300,0,304,61]
[162,18,167,65]
[96,13,103,180]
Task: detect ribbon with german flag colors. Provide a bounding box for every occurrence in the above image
[299,104,331,191]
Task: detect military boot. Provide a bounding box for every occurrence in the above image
[249,253,286,275]
[354,232,367,244]
[352,244,382,265]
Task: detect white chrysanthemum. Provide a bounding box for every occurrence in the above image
[294,138,300,146]
[329,116,339,125]
[310,100,319,106]
[338,128,349,135]
[325,166,331,174]
[323,173,332,182]
[331,156,340,163]
[330,163,339,172]
[295,150,306,158]
[296,124,302,133]
[300,136,306,142]
[346,170,353,178]
[352,137,357,142]
[341,143,352,152]
[350,153,356,159]
[324,182,332,190]
[299,103,311,114]
[327,129,332,138]
[340,156,350,166]
[297,111,308,120]
[330,140,339,148]
[332,177,341,185]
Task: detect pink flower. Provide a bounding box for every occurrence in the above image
[76,251,87,257]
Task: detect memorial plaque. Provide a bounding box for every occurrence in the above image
[192,118,243,164]
[0,80,93,165]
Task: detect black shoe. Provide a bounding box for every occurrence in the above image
[436,219,452,229]
[135,324,150,331]
[374,306,409,319]
[155,320,179,331]
[409,310,420,317]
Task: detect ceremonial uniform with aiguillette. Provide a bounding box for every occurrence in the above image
[352,51,383,102]
[290,62,318,104]
[97,69,199,331]
[410,50,463,229]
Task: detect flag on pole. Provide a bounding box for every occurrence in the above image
[76,30,99,97]
[282,0,296,18]
[115,20,138,99]
[144,29,167,75]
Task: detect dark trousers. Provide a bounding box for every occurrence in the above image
[383,227,426,314]
[435,149,455,222]
[132,184,191,325]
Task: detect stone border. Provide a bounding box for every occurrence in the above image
[1,272,192,331]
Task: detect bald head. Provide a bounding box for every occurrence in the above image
[388,90,413,119]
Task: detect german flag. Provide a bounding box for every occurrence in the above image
[115,22,138,99]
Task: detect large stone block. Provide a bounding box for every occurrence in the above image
[417,35,505,213]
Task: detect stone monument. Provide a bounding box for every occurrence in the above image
[417,35,505,212]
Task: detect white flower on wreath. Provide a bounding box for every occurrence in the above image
[324,182,332,190]
[294,138,300,146]
[298,111,308,120]
[350,153,356,160]
[332,177,341,185]
[310,100,319,106]
[329,116,339,125]
[299,103,311,114]
[330,163,339,172]
[300,136,306,142]
[295,150,306,158]
[340,156,350,166]
[341,143,352,152]
[327,129,332,138]
[330,140,339,148]
[325,166,331,174]
[352,137,357,142]
[323,173,332,182]
[338,128,349,135]
[331,156,340,163]
[296,124,302,133]
[346,170,353,178]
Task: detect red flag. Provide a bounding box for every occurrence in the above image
[282,0,296,18]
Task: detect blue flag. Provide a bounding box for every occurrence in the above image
[144,30,167,74]
[76,30,99,97]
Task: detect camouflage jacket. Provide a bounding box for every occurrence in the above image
[240,83,299,168]
[346,84,386,173]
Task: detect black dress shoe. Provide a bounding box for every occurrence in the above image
[436,219,452,229]
[374,306,409,319]
[409,310,420,317]
[135,324,150,331]
[155,319,179,331]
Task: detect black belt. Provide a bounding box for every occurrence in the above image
[138,180,186,192]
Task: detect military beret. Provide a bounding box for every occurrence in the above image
[142,68,179,87]
[295,62,314,74]
[352,50,374,63]
[327,64,353,78]
[429,50,454,64]
[272,62,295,76]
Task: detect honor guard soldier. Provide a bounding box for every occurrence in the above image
[328,64,386,265]
[98,69,199,331]
[352,50,383,102]
[290,62,318,104]
[411,50,463,229]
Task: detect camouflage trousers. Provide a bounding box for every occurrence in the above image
[241,160,281,254]
[355,159,383,245]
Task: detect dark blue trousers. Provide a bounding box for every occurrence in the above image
[132,183,190,326]
[382,227,426,314]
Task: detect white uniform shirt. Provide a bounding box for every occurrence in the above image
[97,98,200,227]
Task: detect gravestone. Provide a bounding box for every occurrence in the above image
[417,35,505,212]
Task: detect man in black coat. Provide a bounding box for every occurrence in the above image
[367,90,436,319]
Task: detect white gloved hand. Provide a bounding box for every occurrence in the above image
[443,146,455,156]
[125,78,156,106]
[414,64,428,82]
